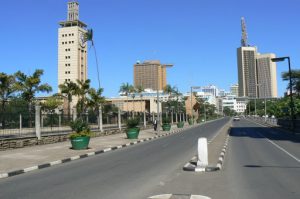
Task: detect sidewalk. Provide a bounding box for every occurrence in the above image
[0,122,200,178]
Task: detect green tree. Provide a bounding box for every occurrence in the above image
[88,87,105,111]
[59,80,78,120]
[282,69,300,96]
[119,82,131,113]
[136,85,144,113]
[129,85,136,117]
[0,72,17,128]
[14,69,52,127]
[75,79,91,117]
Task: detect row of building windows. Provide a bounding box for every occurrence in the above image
[65,56,71,59]
[65,79,71,82]
[62,33,74,37]
[65,63,71,67]
[62,41,74,45]
[65,71,71,74]
[65,48,71,52]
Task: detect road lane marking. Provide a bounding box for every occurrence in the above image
[257,132,300,163]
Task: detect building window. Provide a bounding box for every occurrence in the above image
[72,41,74,44]
[69,41,71,44]
[62,42,64,45]
[62,34,64,37]
[69,34,71,36]
[72,33,74,36]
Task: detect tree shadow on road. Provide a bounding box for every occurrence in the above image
[229,127,300,144]
[244,164,300,169]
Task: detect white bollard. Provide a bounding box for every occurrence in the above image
[197,137,208,167]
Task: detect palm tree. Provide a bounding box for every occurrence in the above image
[136,85,145,125]
[75,79,91,118]
[88,87,105,111]
[136,85,144,113]
[129,85,136,118]
[173,87,182,123]
[0,72,17,128]
[119,82,131,114]
[14,69,52,127]
[163,84,175,119]
[88,87,105,127]
[59,80,78,120]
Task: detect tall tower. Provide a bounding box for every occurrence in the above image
[58,1,88,92]
[237,17,258,98]
[256,53,278,98]
[241,17,248,47]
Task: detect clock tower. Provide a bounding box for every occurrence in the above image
[58,1,88,92]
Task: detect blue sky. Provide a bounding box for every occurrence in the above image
[0,0,299,97]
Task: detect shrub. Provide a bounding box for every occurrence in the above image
[70,118,90,133]
[69,118,91,139]
[126,118,140,129]
[162,117,171,124]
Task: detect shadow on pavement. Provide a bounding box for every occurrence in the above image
[229,126,300,144]
[244,164,300,169]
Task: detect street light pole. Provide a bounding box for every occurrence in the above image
[271,57,295,131]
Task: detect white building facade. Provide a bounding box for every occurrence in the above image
[58,1,88,91]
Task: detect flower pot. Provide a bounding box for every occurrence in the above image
[188,120,194,125]
[126,127,140,139]
[177,122,184,128]
[70,136,90,150]
[162,123,171,131]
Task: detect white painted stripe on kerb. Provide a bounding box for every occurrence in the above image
[24,166,38,172]
[257,132,300,163]
[50,160,62,165]
[87,152,95,156]
[0,173,8,178]
[71,156,80,160]
[104,148,111,152]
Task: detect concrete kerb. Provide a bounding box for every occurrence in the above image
[183,122,231,172]
[0,121,206,180]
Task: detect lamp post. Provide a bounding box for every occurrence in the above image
[271,57,295,131]
[156,63,173,132]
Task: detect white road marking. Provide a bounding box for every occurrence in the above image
[257,132,300,163]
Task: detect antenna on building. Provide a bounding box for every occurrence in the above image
[241,17,248,47]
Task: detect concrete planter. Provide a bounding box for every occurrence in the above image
[70,136,90,150]
[162,124,171,131]
[177,122,184,128]
[126,127,140,139]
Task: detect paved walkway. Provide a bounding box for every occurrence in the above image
[0,118,228,178]
[0,124,190,174]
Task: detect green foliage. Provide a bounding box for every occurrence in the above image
[223,107,236,116]
[14,69,52,103]
[281,69,300,95]
[126,118,140,128]
[41,95,63,113]
[70,118,90,133]
[162,117,171,124]
[69,129,91,139]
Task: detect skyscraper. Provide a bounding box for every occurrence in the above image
[58,1,88,91]
[237,46,258,98]
[230,84,239,96]
[134,60,167,91]
[256,53,278,98]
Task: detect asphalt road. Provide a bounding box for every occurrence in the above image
[149,118,300,199]
[0,117,230,199]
